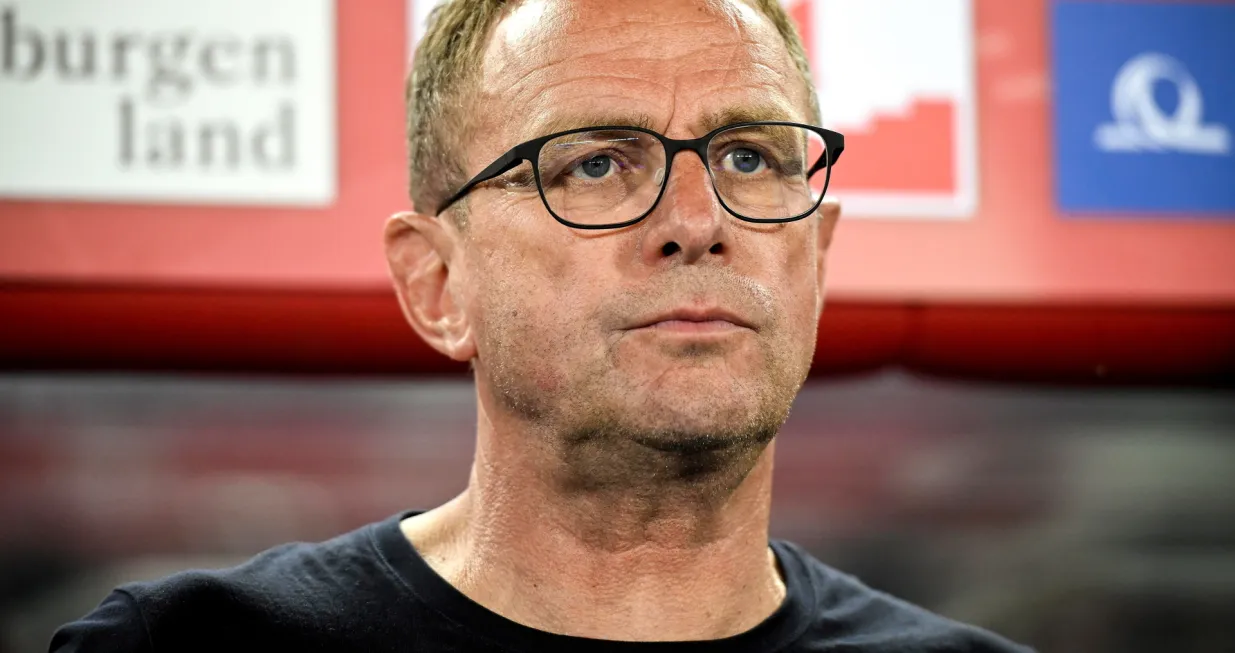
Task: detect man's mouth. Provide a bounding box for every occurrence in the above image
[628,307,756,334]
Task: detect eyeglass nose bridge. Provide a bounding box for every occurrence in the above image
[642,134,722,216]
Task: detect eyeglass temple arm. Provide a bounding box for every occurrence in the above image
[807,133,844,178]
[435,148,527,215]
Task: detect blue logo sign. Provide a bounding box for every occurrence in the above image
[1052,2,1235,215]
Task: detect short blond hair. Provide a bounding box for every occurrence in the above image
[405,0,820,218]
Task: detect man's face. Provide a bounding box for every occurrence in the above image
[446,0,834,451]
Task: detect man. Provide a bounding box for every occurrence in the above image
[51,0,1032,651]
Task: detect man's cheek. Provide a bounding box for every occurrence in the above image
[514,310,577,395]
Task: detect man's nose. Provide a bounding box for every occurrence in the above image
[639,153,730,266]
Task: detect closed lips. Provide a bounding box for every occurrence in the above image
[630,308,755,330]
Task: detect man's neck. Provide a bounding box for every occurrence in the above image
[400,414,785,641]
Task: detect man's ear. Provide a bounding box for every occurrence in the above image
[814,199,841,317]
[384,211,477,362]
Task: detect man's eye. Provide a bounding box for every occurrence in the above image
[570,155,614,179]
[723,148,765,174]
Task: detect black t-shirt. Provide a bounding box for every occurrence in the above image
[50,511,1032,652]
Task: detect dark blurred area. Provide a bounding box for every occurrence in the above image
[0,371,1232,652]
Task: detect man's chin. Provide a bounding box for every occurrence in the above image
[630,359,806,436]
[552,391,785,489]
[614,394,781,450]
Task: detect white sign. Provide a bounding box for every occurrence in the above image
[806,0,978,219]
[0,0,336,206]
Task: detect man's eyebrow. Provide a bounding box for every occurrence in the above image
[529,106,802,140]
[696,105,799,134]
[532,112,656,137]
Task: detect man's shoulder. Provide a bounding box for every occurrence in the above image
[125,519,390,617]
[775,540,1035,653]
[51,517,412,652]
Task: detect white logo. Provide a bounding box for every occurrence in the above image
[1094,52,1230,155]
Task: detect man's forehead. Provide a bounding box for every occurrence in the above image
[492,0,767,44]
[478,0,808,143]
[531,105,801,140]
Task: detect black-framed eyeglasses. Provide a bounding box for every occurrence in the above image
[435,121,845,230]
